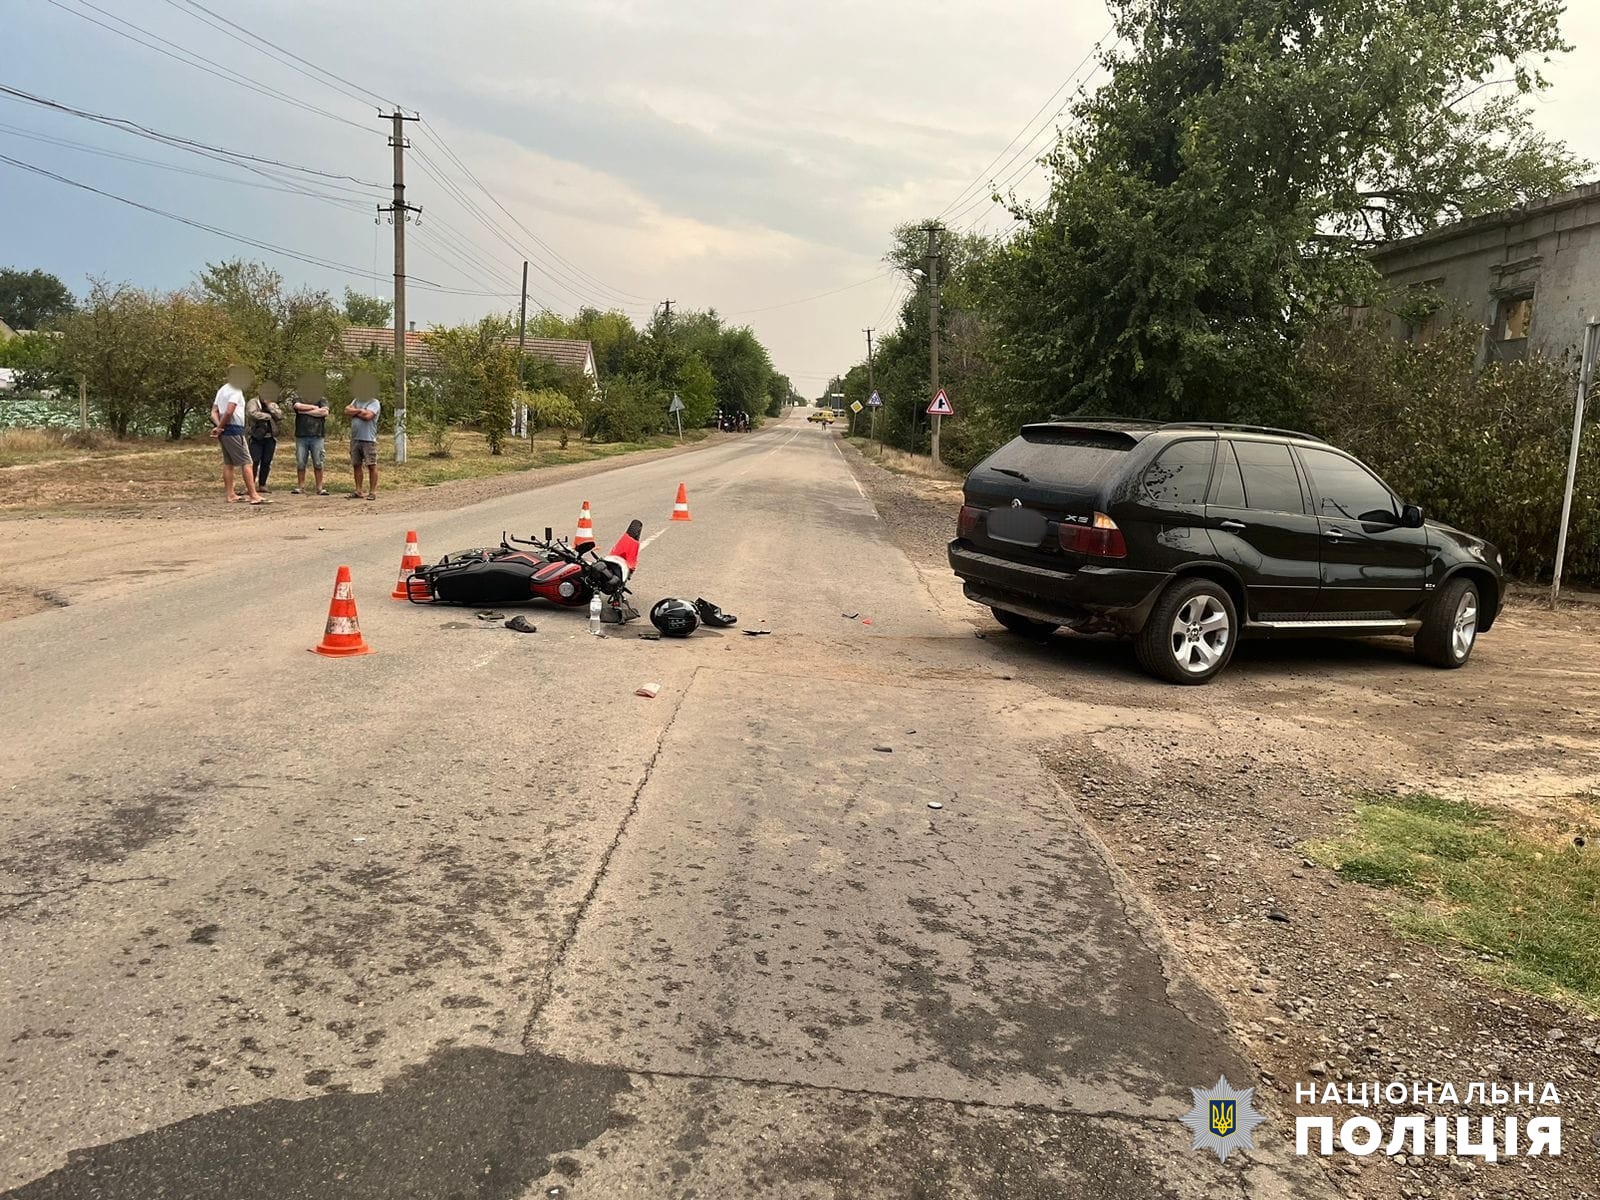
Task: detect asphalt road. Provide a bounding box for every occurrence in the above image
[0,412,1332,1199]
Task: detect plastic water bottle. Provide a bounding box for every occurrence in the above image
[589,591,602,635]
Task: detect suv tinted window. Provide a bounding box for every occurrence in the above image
[1210,441,1246,508]
[1231,440,1305,514]
[1299,447,1398,523]
[1142,439,1214,505]
[981,429,1131,486]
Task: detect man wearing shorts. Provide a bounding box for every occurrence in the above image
[211,365,265,505]
[345,371,381,500]
[291,372,330,495]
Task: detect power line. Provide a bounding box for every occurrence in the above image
[0,84,388,190]
[158,0,401,113]
[417,119,654,306]
[937,28,1113,221]
[0,151,507,298]
[42,0,371,132]
[0,122,371,213]
[723,270,896,316]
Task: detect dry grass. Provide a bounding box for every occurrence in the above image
[0,429,700,513]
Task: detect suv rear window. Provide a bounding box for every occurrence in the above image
[1142,439,1215,506]
[981,427,1132,485]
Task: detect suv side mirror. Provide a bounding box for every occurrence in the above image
[1401,504,1424,529]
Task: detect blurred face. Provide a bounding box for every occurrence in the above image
[259,381,281,405]
[350,372,380,403]
[296,374,326,403]
[226,365,253,391]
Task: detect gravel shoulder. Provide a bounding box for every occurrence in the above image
[841,435,1600,1200]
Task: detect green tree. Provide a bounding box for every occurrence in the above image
[0,267,76,330]
[0,330,67,392]
[197,260,343,387]
[985,0,1585,425]
[425,316,521,454]
[59,281,236,439]
[342,288,393,327]
[525,388,584,448]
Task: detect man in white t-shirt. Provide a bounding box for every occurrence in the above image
[211,365,265,505]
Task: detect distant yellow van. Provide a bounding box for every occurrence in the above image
[808,408,836,425]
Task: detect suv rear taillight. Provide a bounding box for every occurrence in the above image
[1058,511,1127,559]
[957,505,982,538]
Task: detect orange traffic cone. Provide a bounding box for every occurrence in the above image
[671,483,691,522]
[390,529,425,600]
[311,565,374,657]
[574,500,596,549]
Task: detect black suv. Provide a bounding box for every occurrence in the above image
[948,421,1503,684]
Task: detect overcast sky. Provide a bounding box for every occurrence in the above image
[4,1,1600,395]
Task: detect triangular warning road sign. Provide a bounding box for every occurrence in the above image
[867,391,883,408]
[927,388,954,416]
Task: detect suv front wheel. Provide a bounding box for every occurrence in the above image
[1136,578,1238,685]
[1415,577,1479,668]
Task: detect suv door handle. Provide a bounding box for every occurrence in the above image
[1325,527,1347,541]
[1219,519,1246,532]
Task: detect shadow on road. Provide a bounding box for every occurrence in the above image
[1,1048,627,1200]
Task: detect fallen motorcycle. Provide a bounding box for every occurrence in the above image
[405,520,643,622]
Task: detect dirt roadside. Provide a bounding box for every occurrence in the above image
[0,433,731,622]
[842,437,1600,1200]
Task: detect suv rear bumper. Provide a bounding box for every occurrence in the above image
[948,540,1169,632]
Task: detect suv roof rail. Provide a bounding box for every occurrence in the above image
[1159,421,1325,443]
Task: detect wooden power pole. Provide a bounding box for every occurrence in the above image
[516,259,529,438]
[379,109,420,464]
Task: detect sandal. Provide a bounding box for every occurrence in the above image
[695,598,738,627]
[317,489,330,496]
[248,498,270,506]
[290,487,302,495]
[346,491,363,500]
[365,492,377,500]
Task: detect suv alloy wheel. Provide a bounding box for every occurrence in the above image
[1415,577,1479,668]
[1136,577,1238,684]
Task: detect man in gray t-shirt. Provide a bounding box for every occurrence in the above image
[344,371,381,500]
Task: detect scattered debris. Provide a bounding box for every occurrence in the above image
[696,597,738,627]
[635,682,661,698]
[504,616,538,634]
[475,610,505,621]
[927,801,944,810]
[1267,908,1291,923]
[862,618,873,626]
[842,612,860,620]
[743,629,772,637]
[873,745,893,754]
[637,631,661,641]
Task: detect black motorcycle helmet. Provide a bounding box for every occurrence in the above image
[650,597,700,638]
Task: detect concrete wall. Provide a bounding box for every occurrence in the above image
[1369,182,1600,364]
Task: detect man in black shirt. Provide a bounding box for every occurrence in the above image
[291,372,331,496]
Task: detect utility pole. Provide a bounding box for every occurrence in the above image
[922,222,943,468]
[1552,318,1599,608]
[863,327,878,451]
[516,259,529,439]
[379,109,420,464]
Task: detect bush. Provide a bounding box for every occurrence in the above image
[1303,321,1599,580]
[525,388,583,448]
[588,374,664,443]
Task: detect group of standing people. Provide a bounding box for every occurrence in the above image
[209,366,383,504]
